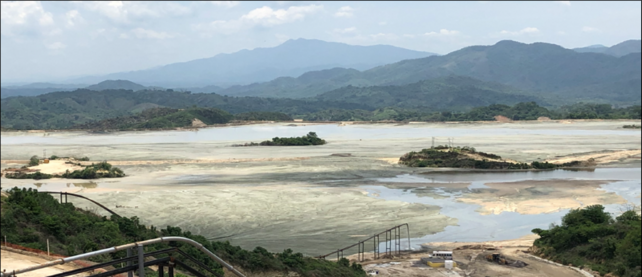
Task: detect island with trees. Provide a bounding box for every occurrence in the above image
[2,156,125,180]
[398,146,586,170]
[233,132,327,147]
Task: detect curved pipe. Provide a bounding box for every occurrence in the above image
[0,237,246,277]
[40,191,121,218]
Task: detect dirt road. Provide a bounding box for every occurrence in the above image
[0,249,88,277]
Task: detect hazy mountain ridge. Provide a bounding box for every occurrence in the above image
[68,38,435,87]
[85,80,147,91]
[218,40,641,104]
[573,40,641,57]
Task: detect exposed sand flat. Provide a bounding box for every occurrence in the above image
[25,160,85,175]
[457,180,628,215]
[546,149,641,165]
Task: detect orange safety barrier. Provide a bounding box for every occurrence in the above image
[2,242,127,277]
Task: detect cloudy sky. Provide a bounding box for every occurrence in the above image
[1,1,640,83]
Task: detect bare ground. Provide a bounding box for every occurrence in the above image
[350,235,585,277]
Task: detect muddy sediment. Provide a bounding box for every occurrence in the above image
[1,121,640,256]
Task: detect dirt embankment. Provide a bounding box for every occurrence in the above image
[545,149,641,165]
[348,235,585,277]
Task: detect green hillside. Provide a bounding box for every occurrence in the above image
[532,205,641,277]
[223,68,365,98]
[0,89,368,129]
[72,107,233,130]
[315,76,544,110]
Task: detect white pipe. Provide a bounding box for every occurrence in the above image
[0,237,245,277]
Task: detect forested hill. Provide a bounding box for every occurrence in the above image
[0,89,369,129]
[71,107,233,130]
[1,75,552,130]
[314,76,544,110]
[220,40,641,104]
[85,80,147,91]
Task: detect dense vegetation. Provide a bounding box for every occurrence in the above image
[313,76,544,110]
[399,146,585,169]
[532,205,641,277]
[71,107,233,130]
[233,111,293,121]
[5,161,125,180]
[235,132,327,147]
[0,187,366,277]
[302,103,641,122]
[0,84,639,130]
[0,89,367,130]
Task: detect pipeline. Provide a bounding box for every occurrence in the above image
[0,236,246,277]
[40,191,121,218]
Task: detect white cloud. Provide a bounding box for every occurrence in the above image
[65,10,84,27]
[275,33,290,42]
[129,28,175,39]
[557,31,566,35]
[241,5,323,26]
[195,4,323,35]
[333,27,357,34]
[211,1,239,8]
[499,27,540,36]
[75,1,191,24]
[556,1,571,6]
[45,41,66,50]
[1,1,55,36]
[334,6,354,18]
[369,33,398,40]
[582,26,600,33]
[379,21,387,26]
[425,29,460,36]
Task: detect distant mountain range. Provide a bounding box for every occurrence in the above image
[66,38,436,88]
[573,40,641,57]
[0,80,154,99]
[2,39,639,107]
[216,40,641,104]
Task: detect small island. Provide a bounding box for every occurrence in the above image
[623,124,641,129]
[399,146,587,169]
[233,132,327,146]
[2,156,125,180]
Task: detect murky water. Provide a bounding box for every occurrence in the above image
[365,168,642,249]
[1,122,638,145]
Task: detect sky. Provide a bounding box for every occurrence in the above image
[1,1,641,83]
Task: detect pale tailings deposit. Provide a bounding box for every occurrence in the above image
[1,120,641,257]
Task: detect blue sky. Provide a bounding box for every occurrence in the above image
[1,1,640,82]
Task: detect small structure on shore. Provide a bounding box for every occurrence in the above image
[422,251,457,268]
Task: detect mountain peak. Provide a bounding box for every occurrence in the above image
[86,80,147,91]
